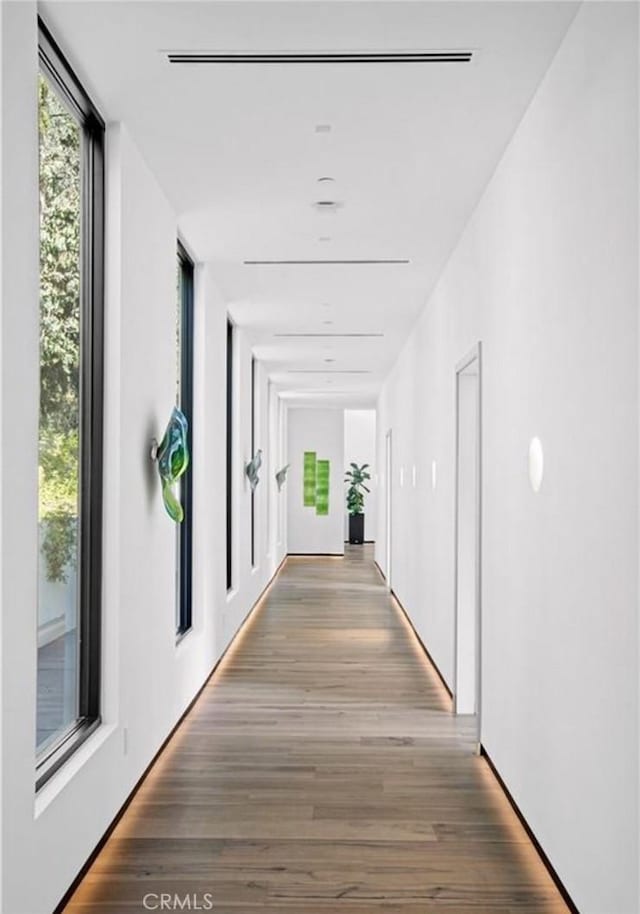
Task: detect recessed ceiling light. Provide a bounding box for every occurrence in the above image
[323,320,333,325]
[313,200,341,212]
[324,358,335,363]
[315,124,332,133]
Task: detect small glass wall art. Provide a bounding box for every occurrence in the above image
[315,460,330,516]
[302,451,330,515]
[245,449,263,492]
[275,464,290,492]
[303,451,317,506]
[154,406,190,522]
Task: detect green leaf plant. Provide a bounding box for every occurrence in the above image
[344,463,371,516]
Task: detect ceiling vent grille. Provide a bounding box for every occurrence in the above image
[166,50,474,65]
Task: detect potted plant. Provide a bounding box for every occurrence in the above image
[344,462,371,544]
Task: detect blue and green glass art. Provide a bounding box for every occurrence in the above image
[156,406,190,523]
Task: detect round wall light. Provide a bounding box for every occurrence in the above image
[529,437,544,493]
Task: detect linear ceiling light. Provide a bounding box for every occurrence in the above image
[287,369,371,374]
[274,333,384,338]
[244,259,410,265]
[166,50,474,65]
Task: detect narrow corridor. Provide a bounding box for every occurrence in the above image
[64,548,569,913]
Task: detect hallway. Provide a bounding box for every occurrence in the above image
[64,548,568,913]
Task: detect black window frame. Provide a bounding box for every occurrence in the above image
[250,355,257,568]
[36,19,105,791]
[226,320,234,591]
[176,242,194,637]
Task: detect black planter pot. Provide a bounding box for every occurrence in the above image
[349,513,365,545]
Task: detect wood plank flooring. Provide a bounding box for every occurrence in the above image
[63,546,570,913]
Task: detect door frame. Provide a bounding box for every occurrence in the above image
[452,342,483,748]
[385,428,393,592]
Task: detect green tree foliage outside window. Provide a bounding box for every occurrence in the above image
[38,74,82,582]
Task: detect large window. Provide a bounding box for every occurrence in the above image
[226,320,234,591]
[36,21,104,788]
[176,244,194,635]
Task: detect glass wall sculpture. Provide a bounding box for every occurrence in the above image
[315,460,330,516]
[275,464,290,491]
[245,449,263,492]
[303,451,317,506]
[156,406,190,522]
[302,451,330,515]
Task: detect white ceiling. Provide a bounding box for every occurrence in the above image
[42,0,577,407]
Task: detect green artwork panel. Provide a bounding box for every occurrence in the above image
[315,459,330,516]
[303,451,317,506]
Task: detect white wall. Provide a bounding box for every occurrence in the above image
[344,409,377,542]
[376,5,638,913]
[287,408,344,555]
[223,326,285,643]
[0,1,5,894]
[0,9,286,913]
[1,7,40,913]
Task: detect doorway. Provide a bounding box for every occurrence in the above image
[385,429,393,591]
[453,344,482,744]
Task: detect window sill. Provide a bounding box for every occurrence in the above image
[35,721,117,817]
[175,625,193,647]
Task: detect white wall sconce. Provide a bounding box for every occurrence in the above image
[529,437,544,493]
[431,460,437,491]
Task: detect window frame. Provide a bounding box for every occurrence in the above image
[226,319,234,591]
[36,19,105,791]
[176,242,194,637]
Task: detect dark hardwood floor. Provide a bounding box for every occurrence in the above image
[63,546,569,913]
